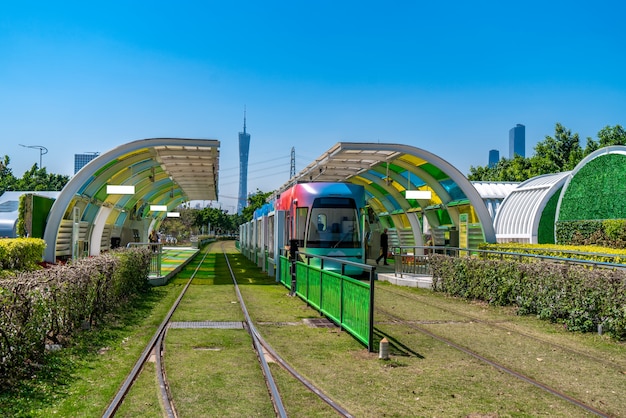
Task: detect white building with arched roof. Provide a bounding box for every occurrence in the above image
[493,172,570,244]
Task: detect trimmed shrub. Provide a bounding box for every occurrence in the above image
[555,219,626,247]
[479,242,626,264]
[0,246,151,383]
[430,254,626,340]
[0,238,46,271]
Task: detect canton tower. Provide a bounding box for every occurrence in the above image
[237,109,250,214]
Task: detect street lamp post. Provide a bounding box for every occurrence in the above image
[19,144,49,169]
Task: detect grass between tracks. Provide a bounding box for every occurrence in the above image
[5,240,625,417]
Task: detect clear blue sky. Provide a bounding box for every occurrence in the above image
[2,1,625,212]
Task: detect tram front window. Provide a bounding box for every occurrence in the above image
[306,198,360,248]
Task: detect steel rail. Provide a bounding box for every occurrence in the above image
[222,247,287,418]
[156,328,176,418]
[224,248,354,418]
[378,285,626,374]
[377,305,612,418]
[102,246,211,417]
[249,325,354,418]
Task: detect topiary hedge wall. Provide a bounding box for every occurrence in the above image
[537,186,561,244]
[559,153,626,221]
[556,219,626,247]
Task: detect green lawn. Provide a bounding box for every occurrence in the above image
[3,241,624,417]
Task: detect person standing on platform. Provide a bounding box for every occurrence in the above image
[149,230,159,252]
[376,228,389,265]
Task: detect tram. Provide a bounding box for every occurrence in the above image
[240,182,367,277]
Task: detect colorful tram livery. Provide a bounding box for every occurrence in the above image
[240,182,366,278]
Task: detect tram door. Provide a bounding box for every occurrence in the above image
[289,200,308,249]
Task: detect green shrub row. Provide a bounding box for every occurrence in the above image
[479,242,626,264]
[556,219,626,247]
[0,238,46,272]
[0,247,151,383]
[430,254,626,340]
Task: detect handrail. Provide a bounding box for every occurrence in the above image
[391,245,626,278]
[299,250,375,271]
[127,242,163,277]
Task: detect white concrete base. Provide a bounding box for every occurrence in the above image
[377,273,433,289]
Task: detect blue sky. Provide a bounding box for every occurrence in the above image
[2,1,625,212]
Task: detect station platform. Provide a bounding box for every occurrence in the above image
[148,247,199,285]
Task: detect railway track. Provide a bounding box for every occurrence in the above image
[375,285,615,418]
[378,285,626,374]
[103,243,352,417]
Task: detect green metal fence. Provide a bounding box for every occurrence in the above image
[279,255,291,287]
[127,242,162,277]
[280,254,374,350]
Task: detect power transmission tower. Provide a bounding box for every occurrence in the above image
[290,147,296,178]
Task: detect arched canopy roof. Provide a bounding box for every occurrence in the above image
[471,181,520,220]
[281,142,495,244]
[494,172,570,243]
[44,138,219,261]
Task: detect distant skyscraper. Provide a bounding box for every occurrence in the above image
[237,110,251,215]
[509,124,525,158]
[74,152,99,174]
[488,149,499,168]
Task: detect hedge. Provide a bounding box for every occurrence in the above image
[479,242,626,264]
[556,219,626,248]
[0,246,151,383]
[430,254,626,340]
[0,238,46,272]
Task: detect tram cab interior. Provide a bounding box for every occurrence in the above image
[304,198,360,250]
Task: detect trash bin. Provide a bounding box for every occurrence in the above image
[111,237,121,249]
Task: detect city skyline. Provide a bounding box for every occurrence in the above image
[2,1,625,213]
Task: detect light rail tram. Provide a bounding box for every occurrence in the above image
[240,182,367,277]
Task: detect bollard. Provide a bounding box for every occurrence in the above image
[379,337,389,360]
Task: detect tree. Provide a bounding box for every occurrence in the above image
[469,155,533,181]
[584,124,626,155]
[240,189,273,222]
[159,206,199,241]
[13,164,69,191]
[196,206,234,235]
[0,158,70,194]
[533,123,583,172]
[0,155,17,194]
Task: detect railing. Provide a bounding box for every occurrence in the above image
[391,245,626,278]
[392,245,460,278]
[127,242,162,277]
[279,250,376,352]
